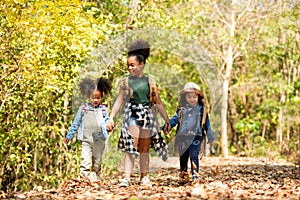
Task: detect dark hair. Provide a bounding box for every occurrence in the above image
[179,93,204,107]
[79,77,112,98]
[79,78,96,98]
[96,77,112,97]
[127,39,150,64]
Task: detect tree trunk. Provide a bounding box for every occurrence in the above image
[126,0,140,27]
[221,79,229,157]
[220,5,236,157]
[277,105,283,149]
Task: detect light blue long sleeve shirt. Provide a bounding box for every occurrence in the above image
[65,103,109,141]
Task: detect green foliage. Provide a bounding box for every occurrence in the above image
[235,118,260,137]
[0,0,111,192]
[1,0,300,192]
[251,136,280,158]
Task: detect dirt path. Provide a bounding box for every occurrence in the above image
[4,156,300,200]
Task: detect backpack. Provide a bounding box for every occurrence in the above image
[120,77,157,104]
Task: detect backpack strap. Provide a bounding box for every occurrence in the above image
[121,76,157,104]
[200,98,209,160]
[81,103,89,116]
[177,107,182,125]
[120,77,133,102]
[148,77,157,104]
[101,104,106,117]
[201,98,208,129]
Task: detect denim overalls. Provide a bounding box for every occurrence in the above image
[80,106,106,177]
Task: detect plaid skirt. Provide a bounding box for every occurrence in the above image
[118,102,169,161]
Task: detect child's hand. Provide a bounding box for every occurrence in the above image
[64,138,69,144]
[163,122,171,135]
[106,119,114,132]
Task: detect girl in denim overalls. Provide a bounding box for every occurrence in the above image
[65,77,111,182]
[169,82,215,183]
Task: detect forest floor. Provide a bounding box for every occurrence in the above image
[2,156,300,200]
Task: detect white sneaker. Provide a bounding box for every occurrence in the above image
[192,175,200,181]
[119,178,130,187]
[140,176,152,187]
[88,172,98,182]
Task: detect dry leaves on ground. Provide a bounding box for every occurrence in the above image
[2,157,300,200]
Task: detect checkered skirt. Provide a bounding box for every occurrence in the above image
[118,102,169,161]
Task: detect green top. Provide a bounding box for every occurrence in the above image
[128,76,150,105]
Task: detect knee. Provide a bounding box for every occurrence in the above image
[139,146,150,153]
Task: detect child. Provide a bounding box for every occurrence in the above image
[106,39,170,187]
[168,82,215,183]
[65,77,112,182]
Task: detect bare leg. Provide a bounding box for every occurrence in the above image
[125,126,140,178]
[139,129,151,178]
[124,152,134,179]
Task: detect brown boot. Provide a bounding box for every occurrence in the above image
[179,171,189,184]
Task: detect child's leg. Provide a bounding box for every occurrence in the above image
[189,136,201,175]
[80,141,93,177]
[123,126,139,179]
[124,152,135,179]
[179,147,190,183]
[92,137,105,175]
[179,149,189,172]
[177,135,190,172]
[139,128,151,178]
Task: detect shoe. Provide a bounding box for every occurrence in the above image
[140,176,152,187]
[179,171,189,184]
[88,172,98,182]
[119,178,130,187]
[192,175,200,181]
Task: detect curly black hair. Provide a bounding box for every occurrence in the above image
[128,39,150,64]
[96,77,112,97]
[79,77,112,98]
[79,78,96,98]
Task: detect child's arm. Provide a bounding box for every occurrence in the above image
[103,105,109,124]
[152,83,171,134]
[65,106,83,143]
[204,113,215,144]
[106,92,124,132]
[162,110,179,132]
[156,103,170,134]
[169,110,179,129]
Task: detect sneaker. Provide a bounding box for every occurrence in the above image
[119,178,130,187]
[192,175,200,181]
[88,172,98,182]
[140,176,152,187]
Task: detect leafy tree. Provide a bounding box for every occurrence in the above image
[0,0,112,191]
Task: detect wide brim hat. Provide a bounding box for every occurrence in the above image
[179,82,204,98]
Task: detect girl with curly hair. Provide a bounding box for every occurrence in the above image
[106,39,171,187]
[65,77,112,182]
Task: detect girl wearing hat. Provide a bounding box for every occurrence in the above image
[168,82,215,183]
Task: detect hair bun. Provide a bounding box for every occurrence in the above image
[128,39,150,60]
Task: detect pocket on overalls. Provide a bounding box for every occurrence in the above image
[92,132,103,141]
[192,140,200,145]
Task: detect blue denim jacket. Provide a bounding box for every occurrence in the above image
[65,103,109,141]
[170,104,215,143]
